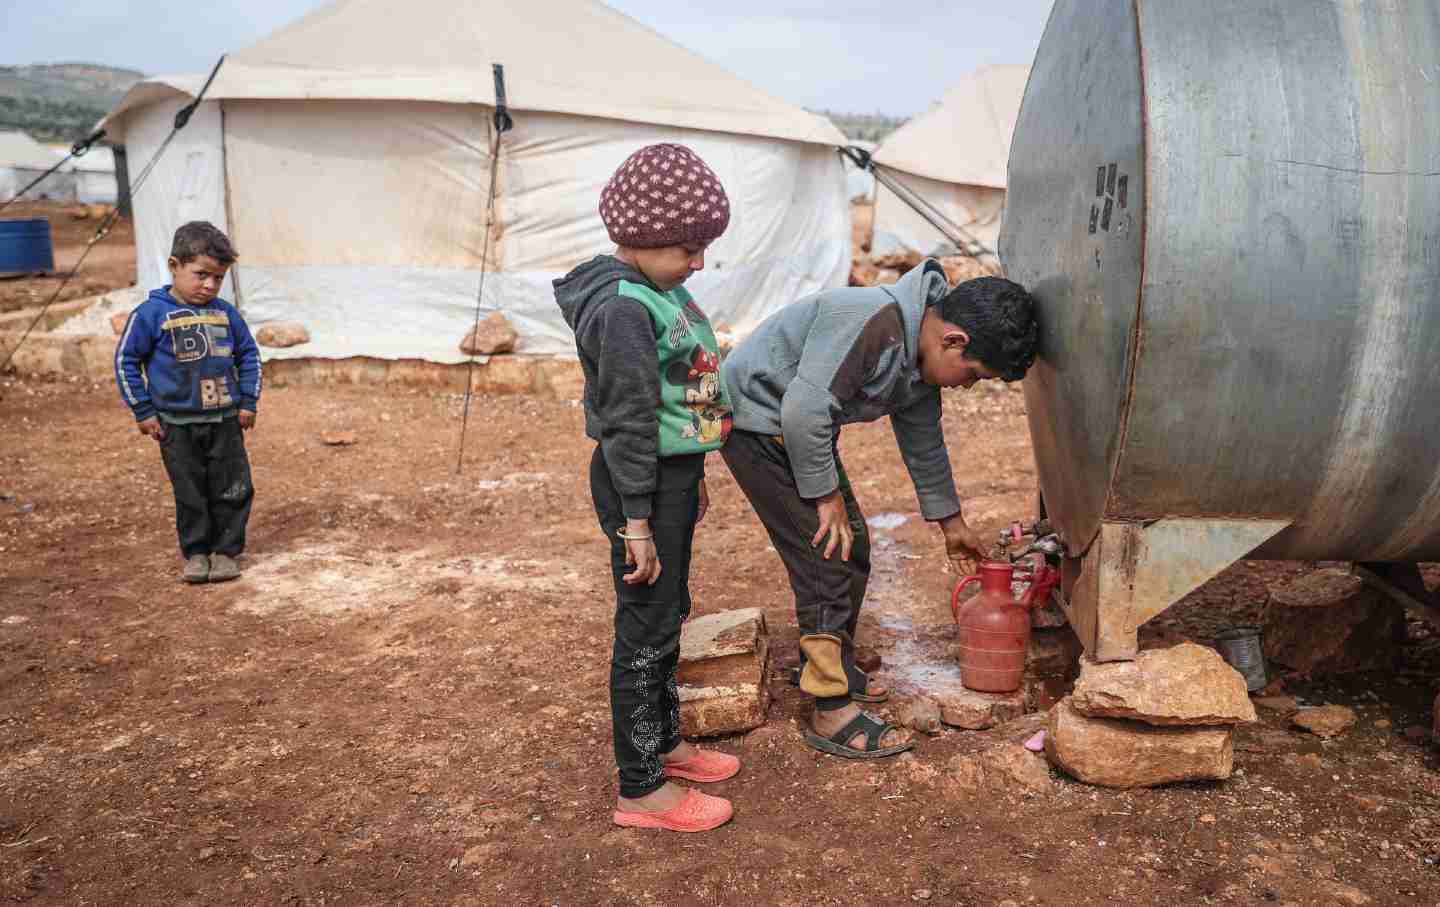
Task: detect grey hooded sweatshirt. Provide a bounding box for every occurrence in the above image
[721,259,962,521]
[555,255,681,521]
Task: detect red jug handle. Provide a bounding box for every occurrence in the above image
[1021,565,1060,609]
[951,574,983,625]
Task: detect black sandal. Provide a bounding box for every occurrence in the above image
[804,711,914,759]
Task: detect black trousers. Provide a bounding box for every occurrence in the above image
[720,430,871,710]
[590,446,703,799]
[158,418,254,559]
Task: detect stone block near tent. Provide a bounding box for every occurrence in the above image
[256,321,311,348]
[460,312,519,356]
[676,608,770,737]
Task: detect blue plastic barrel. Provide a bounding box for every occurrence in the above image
[0,218,55,275]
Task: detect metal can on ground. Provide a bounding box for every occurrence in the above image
[1214,626,1267,693]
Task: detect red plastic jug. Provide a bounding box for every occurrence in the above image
[950,561,1060,693]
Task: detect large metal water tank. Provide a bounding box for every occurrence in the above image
[1001,0,1440,659]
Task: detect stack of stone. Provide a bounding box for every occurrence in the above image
[675,608,770,737]
[1044,642,1257,788]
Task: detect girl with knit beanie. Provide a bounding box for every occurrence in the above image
[553,143,739,832]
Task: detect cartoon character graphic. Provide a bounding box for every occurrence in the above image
[667,347,731,444]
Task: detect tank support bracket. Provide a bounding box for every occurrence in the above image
[1060,518,1291,662]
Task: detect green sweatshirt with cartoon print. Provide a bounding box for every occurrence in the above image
[554,255,731,519]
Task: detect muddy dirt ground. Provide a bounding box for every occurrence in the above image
[0,202,136,314]
[3,372,1440,907]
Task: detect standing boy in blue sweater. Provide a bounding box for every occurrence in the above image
[115,221,261,584]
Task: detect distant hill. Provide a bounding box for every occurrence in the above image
[0,63,144,143]
[814,110,909,144]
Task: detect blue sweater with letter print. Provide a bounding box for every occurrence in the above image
[114,287,262,423]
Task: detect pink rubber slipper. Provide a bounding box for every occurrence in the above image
[662,749,741,783]
[613,789,733,833]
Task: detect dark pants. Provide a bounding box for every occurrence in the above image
[159,418,254,559]
[590,446,703,799]
[721,430,871,711]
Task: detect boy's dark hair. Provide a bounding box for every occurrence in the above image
[934,276,1039,382]
[170,221,238,265]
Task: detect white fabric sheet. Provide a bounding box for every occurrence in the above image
[223,103,848,360]
[223,100,492,269]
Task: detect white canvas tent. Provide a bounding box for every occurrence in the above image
[869,65,1029,261]
[101,0,850,361]
[58,146,118,205]
[0,131,77,203]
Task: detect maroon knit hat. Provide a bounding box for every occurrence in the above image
[599,143,731,249]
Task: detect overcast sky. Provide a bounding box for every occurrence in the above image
[6,0,1055,116]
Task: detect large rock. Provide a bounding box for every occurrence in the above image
[255,321,311,348]
[459,312,519,356]
[676,608,770,737]
[935,686,1027,730]
[1070,643,1256,726]
[1261,569,1403,674]
[1292,704,1357,739]
[1046,698,1234,789]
